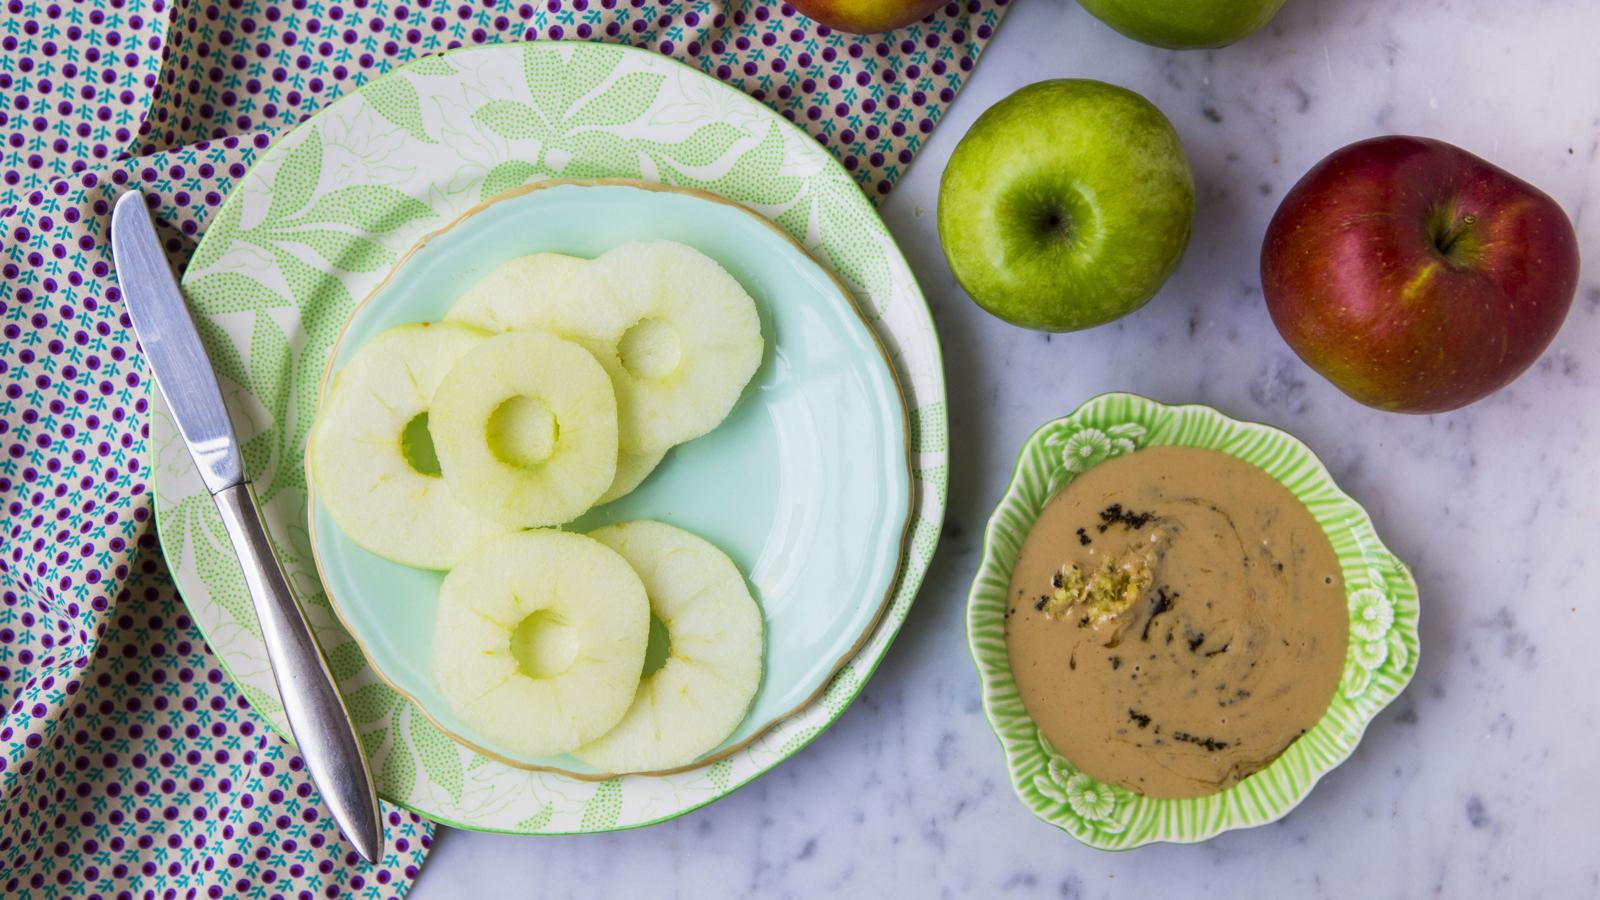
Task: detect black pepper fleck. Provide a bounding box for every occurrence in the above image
[1140,588,1176,641]
[1097,502,1156,533]
[1172,730,1230,752]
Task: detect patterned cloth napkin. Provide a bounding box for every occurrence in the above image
[0,1,1007,896]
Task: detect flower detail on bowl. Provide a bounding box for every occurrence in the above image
[1342,567,1408,698]
[1045,422,1145,478]
[1063,771,1119,821]
[1030,738,1127,834]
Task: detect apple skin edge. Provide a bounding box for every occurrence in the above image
[1261,136,1580,414]
[1076,0,1288,50]
[937,80,1195,332]
[787,0,945,34]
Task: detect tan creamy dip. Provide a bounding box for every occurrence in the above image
[1005,446,1347,798]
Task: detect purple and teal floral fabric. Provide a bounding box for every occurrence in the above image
[0,0,1009,896]
[1,147,437,899]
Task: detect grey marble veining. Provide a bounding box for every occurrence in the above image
[413,1,1600,895]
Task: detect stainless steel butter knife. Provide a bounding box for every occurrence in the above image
[111,191,384,863]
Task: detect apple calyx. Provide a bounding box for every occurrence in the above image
[1037,207,1074,243]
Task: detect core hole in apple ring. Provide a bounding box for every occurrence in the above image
[432,530,649,758]
[485,395,559,467]
[509,608,579,679]
[309,322,511,570]
[618,317,683,380]
[641,612,672,677]
[572,520,764,773]
[400,411,443,477]
[430,330,619,527]
[553,240,763,455]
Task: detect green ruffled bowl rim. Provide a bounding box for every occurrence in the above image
[966,393,1420,849]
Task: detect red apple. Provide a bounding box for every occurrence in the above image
[788,0,944,34]
[1261,136,1580,413]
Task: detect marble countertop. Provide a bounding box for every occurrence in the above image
[412,1,1600,895]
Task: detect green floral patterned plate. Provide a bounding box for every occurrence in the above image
[151,41,949,834]
[967,393,1418,849]
[311,179,912,777]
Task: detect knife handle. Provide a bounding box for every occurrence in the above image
[212,482,384,863]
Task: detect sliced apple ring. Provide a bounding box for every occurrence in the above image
[309,321,509,570]
[595,448,666,506]
[432,530,649,758]
[430,329,618,527]
[558,240,764,454]
[574,520,764,773]
[443,252,625,340]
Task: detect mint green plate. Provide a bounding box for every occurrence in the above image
[311,180,911,775]
[968,394,1419,849]
[152,41,949,834]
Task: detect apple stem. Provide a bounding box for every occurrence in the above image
[1429,207,1478,261]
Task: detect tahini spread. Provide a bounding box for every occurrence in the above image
[1005,446,1347,798]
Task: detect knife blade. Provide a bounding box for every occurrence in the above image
[111,190,385,864]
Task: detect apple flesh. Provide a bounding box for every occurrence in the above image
[787,0,944,34]
[1262,136,1580,413]
[1076,0,1288,49]
[938,79,1194,332]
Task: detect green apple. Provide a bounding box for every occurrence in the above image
[1077,0,1289,49]
[937,80,1194,332]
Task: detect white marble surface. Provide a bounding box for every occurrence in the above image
[412,1,1600,895]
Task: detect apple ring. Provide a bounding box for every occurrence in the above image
[308,322,510,570]
[432,530,649,758]
[557,240,763,455]
[430,329,618,527]
[574,520,764,773]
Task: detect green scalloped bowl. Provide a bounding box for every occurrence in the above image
[967,393,1420,849]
